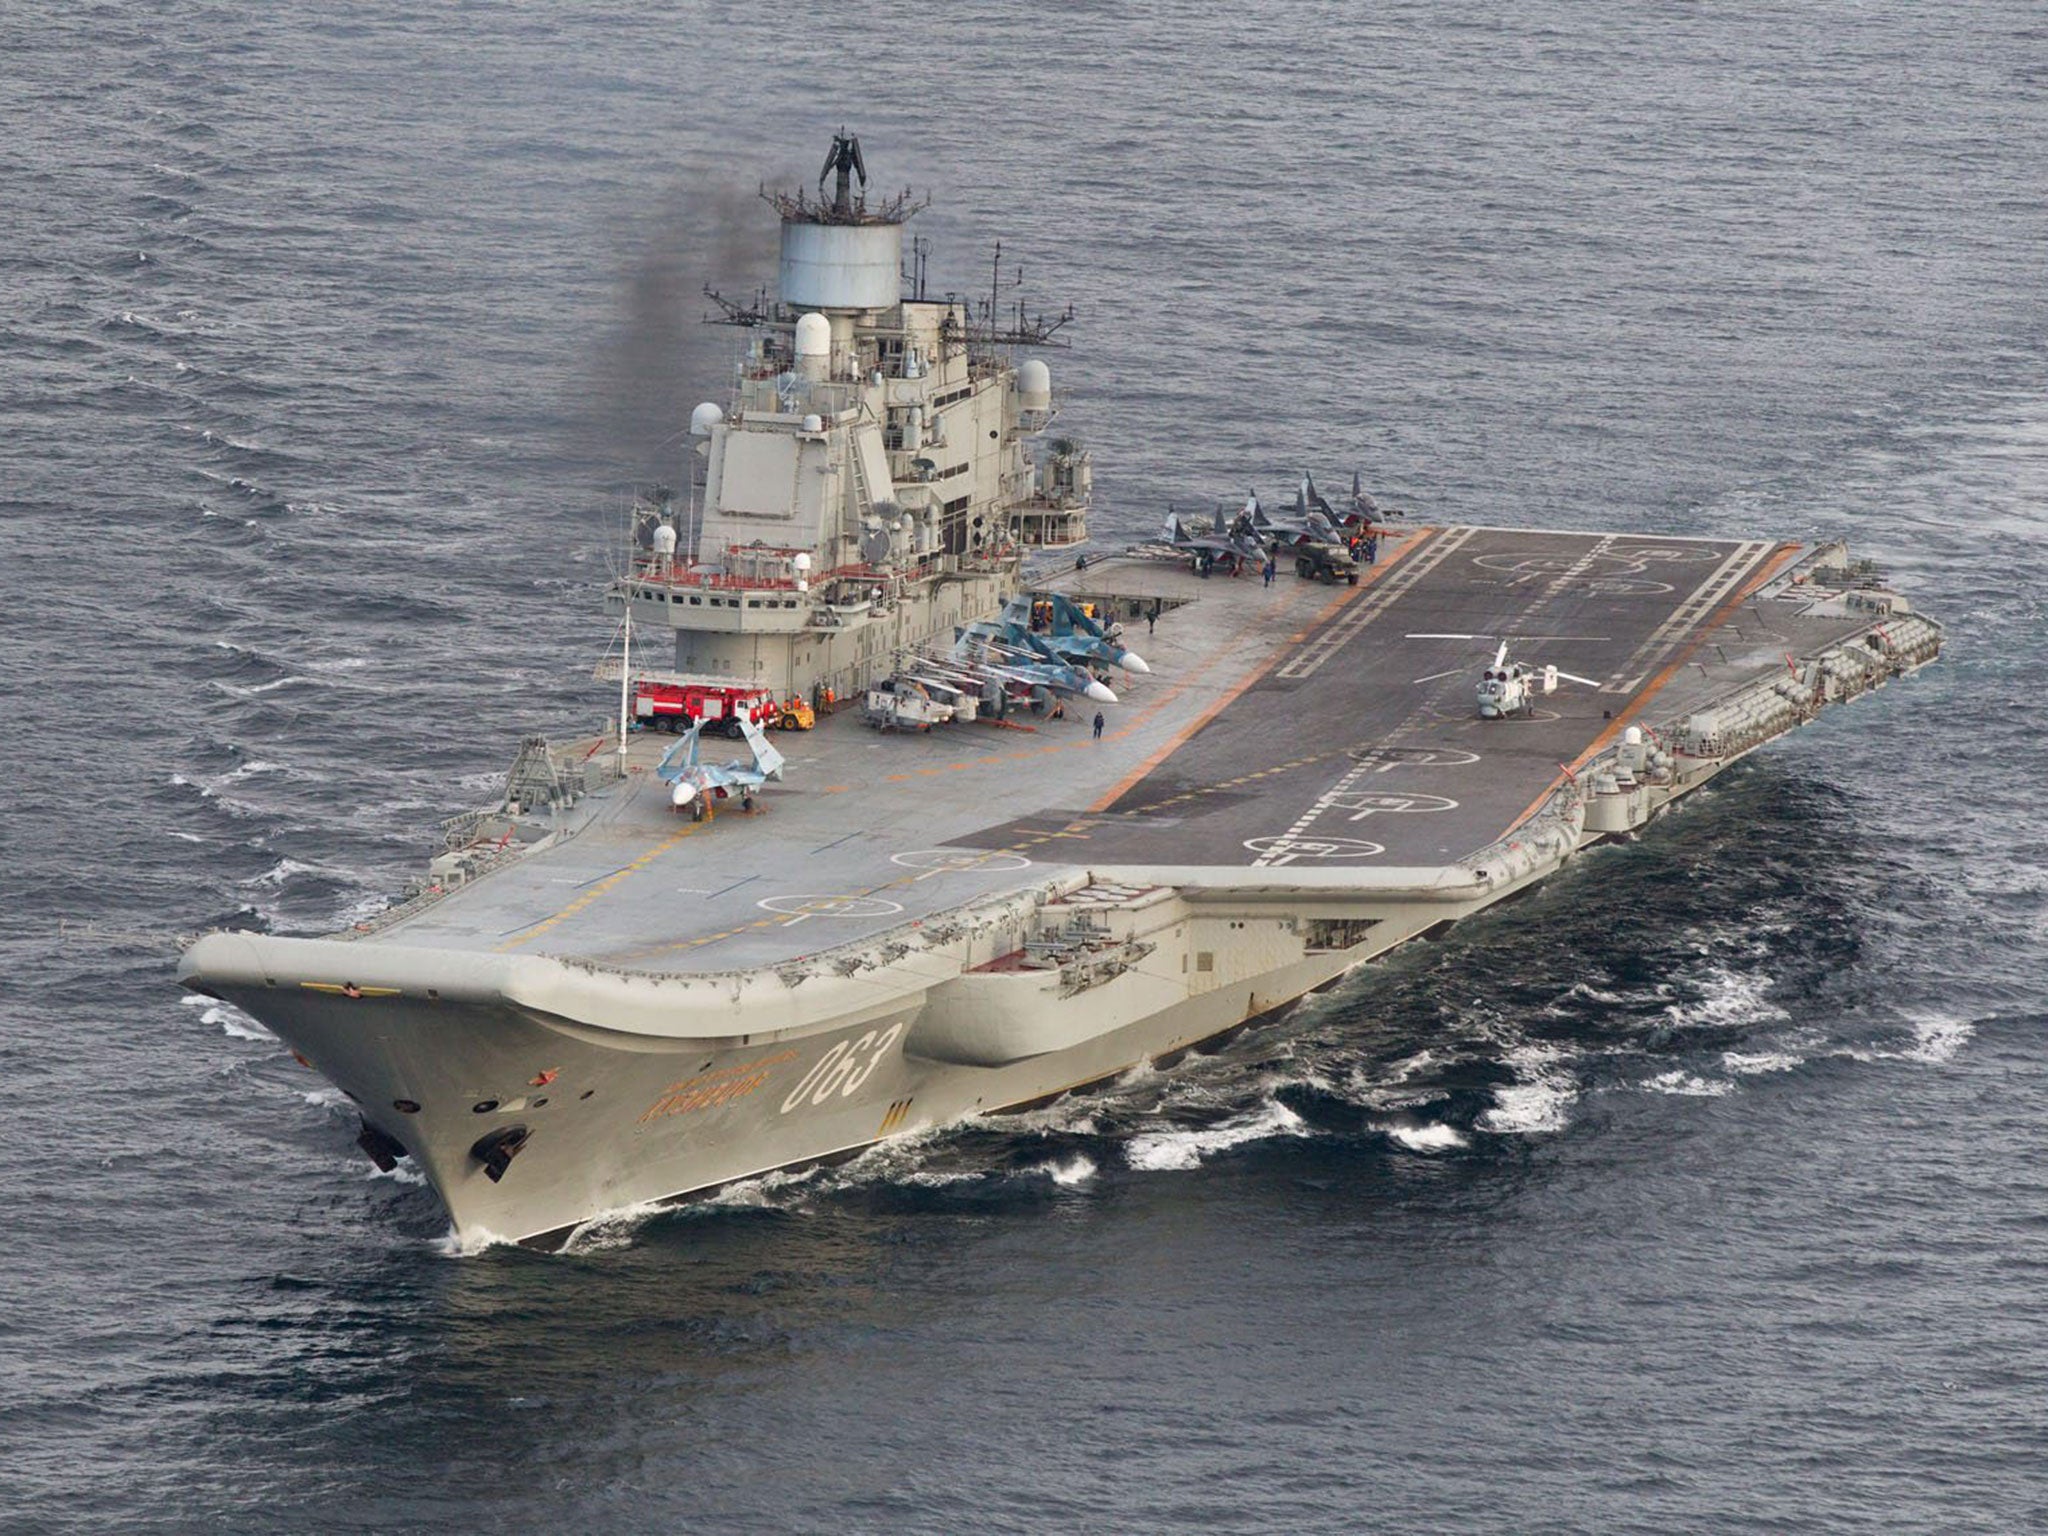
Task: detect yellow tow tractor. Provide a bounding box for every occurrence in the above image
[773,695,816,731]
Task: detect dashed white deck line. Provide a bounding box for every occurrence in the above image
[1276,527,1476,681]
[1602,539,1775,692]
[1249,752,1392,867]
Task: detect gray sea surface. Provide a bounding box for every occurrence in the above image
[4,2,2046,1531]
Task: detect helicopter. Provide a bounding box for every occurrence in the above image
[1473,640,1601,719]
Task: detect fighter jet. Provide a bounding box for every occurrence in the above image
[1296,472,1338,522]
[1002,593,1151,675]
[656,715,786,820]
[1281,471,1404,532]
[1162,503,1264,575]
[957,622,1118,705]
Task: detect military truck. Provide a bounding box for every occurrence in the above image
[1279,537,1360,586]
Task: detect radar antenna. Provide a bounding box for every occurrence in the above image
[820,129,868,216]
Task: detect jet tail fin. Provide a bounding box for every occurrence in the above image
[738,715,786,781]
[655,720,705,780]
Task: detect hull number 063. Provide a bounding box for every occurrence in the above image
[779,1023,903,1115]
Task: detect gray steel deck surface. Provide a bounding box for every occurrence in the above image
[373,527,1852,974]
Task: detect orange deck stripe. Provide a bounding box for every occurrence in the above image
[1088,530,1432,814]
[1502,540,1805,834]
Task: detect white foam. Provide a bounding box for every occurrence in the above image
[1723,1049,1801,1075]
[1379,1049,1437,1083]
[1661,966,1789,1031]
[299,1086,348,1109]
[202,1002,271,1040]
[1837,1010,1979,1067]
[212,675,306,698]
[434,1226,512,1259]
[558,1201,665,1253]
[1036,1153,1097,1186]
[1125,1099,1307,1172]
[1643,1069,1733,1098]
[1898,1010,1974,1064]
[1383,1121,1468,1152]
[1477,1045,1576,1134]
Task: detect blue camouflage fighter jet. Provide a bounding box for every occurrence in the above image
[655,715,786,821]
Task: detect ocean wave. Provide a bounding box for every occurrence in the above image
[1642,1069,1733,1098]
[1476,1045,1576,1134]
[208,675,308,698]
[1125,1098,1308,1171]
[1381,1120,1468,1152]
[184,995,271,1041]
[1660,965,1789,1031]
[239,855,355,889]
[1033,1153,1097,1186]
[1897,1010,1974,1064]
[1723,1049,1802,1075]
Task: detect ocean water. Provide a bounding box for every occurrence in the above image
[5,3,2046,1530]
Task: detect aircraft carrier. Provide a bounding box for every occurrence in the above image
[177,139,1943,1251]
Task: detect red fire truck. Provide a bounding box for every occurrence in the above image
[631,674,780,738]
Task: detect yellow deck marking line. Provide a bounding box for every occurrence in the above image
[1089,531,1432,813]
[1500,541,1805,835]
[574,546,1427,966]
[496,818,706,952]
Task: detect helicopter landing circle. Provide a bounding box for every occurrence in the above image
[1243,834,1386,863]
[1324,791,1460,819]
[890,849,1034,875]
[758,894,905,923]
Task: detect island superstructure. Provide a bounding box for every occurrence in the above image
[616,131,1087,705]
[177,137,1944,1251]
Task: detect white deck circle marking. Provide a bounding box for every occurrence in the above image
[1347,746,1482,771]
[758,894,905,922]
[1618,545,1718,562]
[1471,552,1676,595]
[890,849,1033,874]
[1242,834,1385,862]
[1325,791,1460,819]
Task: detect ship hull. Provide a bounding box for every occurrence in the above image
[190,875,1510,1250]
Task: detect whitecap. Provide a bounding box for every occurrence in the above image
[1035,1154,1097,1186]
[1477,1045,1576,1134]
[1898,1010,1974,1064]
[202,1001,271,1040]
[299,1086,348,1109]
[241,856,324,888]
[1661,965,1789,1031]
[1643,1069,1733,1097]
[1723,1049,1801,1075]
[210,759,288,787]
[557,1201,665,1253]
[211,675,306,697]
[434,1226,512,1259]
[1382,1121,1467,1152]
[1125,1099,1307,1172]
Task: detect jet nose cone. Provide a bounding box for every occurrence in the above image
[1086,680,1117,704]
[670,782,696,808]
[1121,653,1151,675]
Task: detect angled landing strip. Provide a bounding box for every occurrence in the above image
[180,526,1941,1247]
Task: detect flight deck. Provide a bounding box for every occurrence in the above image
[363,525,1890,977]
